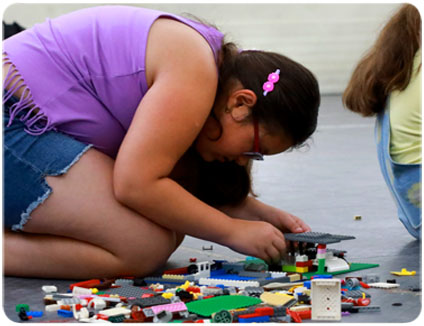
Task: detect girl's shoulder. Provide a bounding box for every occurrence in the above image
[145,17,220,89]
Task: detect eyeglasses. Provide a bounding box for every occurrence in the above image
[242,118,264,161]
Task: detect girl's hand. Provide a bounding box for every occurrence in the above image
[223,219,287,263]
[263,207,311,234]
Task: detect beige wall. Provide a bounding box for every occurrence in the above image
[3,3,400,94]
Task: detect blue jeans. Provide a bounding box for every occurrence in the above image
[3,95,92,231]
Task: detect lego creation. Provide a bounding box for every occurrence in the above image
[278,232,379,278]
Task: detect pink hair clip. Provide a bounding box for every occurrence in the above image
[262,69,280,96]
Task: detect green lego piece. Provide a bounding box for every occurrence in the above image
[317,258,326,273]
[15,304,30,312]
[108,315,126,323]
[302,262,379,279]
[282,265,298,272]
[186,295,261,317]
[212,310,233,323]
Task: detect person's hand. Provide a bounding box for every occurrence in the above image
[262,207,311,234]
[222,219,287,263]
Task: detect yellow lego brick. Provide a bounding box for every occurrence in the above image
[162,292,174,299]
[295,266,309,273]
[288,273,301,282]
[260,292,294,306]
[390,268,416,276]
[163,274,185,280]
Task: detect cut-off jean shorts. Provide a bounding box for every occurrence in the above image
[3,95,92,231]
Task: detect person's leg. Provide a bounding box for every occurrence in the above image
[4,149,185,279]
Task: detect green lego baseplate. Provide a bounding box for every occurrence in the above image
[185,294,261,317]
[302,262,380,279]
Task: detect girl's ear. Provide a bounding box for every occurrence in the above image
[227,89,257,122]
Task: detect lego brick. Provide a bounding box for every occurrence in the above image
[212,309,233,323]
[222,262,246,273]
[260,292,295,306]
[296,261,311,267]
[239,314,270,323]
[288,273,302,282]
[343,290,371,298]
[238,271,271,278]
[97,307,131,317]
[163,266,189,275]
[127,296,171,308]
[103,285,156,297]
[284,232,355,244]
[150,302,188,315]
[311,278,341,321]
[69,279,102,290]
[282,265,297,272]
[114,278,134,286]
[296,266,309,273]
[242,286,264,296]
[198,278,260,288]
[259,276,291,286]
[368,282,400,289]
[143,277,187,285]
[185,295,261,317]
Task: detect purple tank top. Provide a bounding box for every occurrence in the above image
[3,6,224,157]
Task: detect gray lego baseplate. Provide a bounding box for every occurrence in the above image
[283,232,355,244]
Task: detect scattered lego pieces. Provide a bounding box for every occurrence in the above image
[15,231,393,323]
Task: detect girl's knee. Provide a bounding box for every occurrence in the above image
[116,229,180,276]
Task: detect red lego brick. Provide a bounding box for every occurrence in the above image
[70,279,101,290]
[254,307,274,316]
[163,267,189,275]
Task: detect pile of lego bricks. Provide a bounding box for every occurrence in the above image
[15,258,397,323]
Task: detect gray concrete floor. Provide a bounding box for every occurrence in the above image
[2,95,422,323]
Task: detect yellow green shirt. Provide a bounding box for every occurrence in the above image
[389,48,422,164]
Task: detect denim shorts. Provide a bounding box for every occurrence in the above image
[3,95,92,231]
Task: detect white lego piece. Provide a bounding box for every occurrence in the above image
[295,255,309,262]
[73,306,90,321]
[368,282,400,289]
[42,285,58,293]
[325,255,350,272]
[88,298,107,310]
[198,278,259,289]
[269,271,287,278]
[45,304,61,312]
[99,307,131,317]
[72,286,92,296]
[192,261,211,279]
[311,278,341,321]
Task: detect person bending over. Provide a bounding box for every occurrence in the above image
[3,5,320,278]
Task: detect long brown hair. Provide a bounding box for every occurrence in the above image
[343,4,421,117]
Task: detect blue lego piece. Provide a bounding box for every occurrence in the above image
[210,269,228,277]
[311,274,333,279]
[27,311,43,317]
[239,315,270,323]
[57,309,73,318]
[304,280,311,289]
[209,274,256,281]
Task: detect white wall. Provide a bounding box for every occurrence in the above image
[3,3,400,94]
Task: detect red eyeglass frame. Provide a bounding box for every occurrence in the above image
[242,118,264,161]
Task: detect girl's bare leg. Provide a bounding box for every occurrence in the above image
[3,149,184,279]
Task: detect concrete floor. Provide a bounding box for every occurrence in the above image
[2,95,421,323]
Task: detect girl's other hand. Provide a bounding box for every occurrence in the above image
[263,206,311,234]
[223,219,287,263]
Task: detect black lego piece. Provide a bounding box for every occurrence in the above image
[284,231,355,244]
